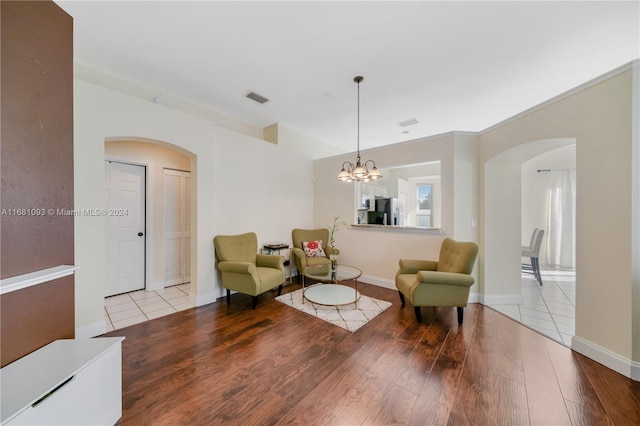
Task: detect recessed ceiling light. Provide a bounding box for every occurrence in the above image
[398,118,418,127]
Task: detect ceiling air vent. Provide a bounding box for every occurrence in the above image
[245,91,270,104]
[398,118,418,127]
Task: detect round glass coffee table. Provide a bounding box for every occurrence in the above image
[302,264,362,307]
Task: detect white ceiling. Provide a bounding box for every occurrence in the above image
[56,1,639,153]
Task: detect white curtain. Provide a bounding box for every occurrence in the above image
[546,169,576,269]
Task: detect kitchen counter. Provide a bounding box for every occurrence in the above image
[351,224,442,233]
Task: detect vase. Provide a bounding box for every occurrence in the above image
[329,254,338,270]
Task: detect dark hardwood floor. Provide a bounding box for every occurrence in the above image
[104,282,640,425]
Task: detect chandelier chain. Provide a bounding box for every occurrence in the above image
[356,78,360,156]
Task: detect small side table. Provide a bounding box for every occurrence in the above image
[263,243,293,282]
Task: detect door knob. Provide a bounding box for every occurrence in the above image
[138,232,144,237]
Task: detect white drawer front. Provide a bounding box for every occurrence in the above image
[7,344,122,426]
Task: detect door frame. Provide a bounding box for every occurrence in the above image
[105,155,153,292]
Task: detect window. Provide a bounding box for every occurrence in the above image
[416,184,433,227]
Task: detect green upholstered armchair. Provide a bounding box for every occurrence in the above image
[213,232,286,309]
[291,228,339,277]
[395,238,479,325]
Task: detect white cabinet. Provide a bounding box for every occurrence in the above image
[1,337,124,425]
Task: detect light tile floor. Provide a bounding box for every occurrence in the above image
[104,283,194,331]
[489,265,576,347]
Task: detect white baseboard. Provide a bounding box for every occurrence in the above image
[572,335,639,381]
[361,274,395,290]
[481,293,524,306]
[190,291,217,307]
[468,292,482,304]
[146,280,166,292]
[76,320,107,338]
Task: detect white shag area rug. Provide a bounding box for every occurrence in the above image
[276,287,392,332]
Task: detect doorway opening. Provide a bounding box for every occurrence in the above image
[484,138,576,347]
[103,139,195,330]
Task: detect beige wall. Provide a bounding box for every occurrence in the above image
[483,161,522,301]
[313,132,478,290]
[105,140,191,290]
[75,59,639,379]
[312,61,639,379]
[632,61,640,372]
[479,63,638,377]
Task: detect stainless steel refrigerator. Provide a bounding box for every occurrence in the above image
[368,197,399,225]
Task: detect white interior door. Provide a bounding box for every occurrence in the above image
[164,169,191,286]
[105,161,146,297]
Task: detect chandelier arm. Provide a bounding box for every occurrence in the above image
[341,161,354,170]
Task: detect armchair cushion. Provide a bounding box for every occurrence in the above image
[303,240,326,258]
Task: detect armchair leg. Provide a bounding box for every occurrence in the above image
[226,289,231,306]
[398,291,405,306]
[277,284,283,297]
[457,307,463,325]
[252,296,258,310]
[414,306,422,323]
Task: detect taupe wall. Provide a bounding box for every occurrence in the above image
[0,0,74,366]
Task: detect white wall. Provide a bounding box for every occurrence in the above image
[74,79,317,338]
[521,144,576,264]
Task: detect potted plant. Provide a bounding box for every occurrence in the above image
[327,216,349,268]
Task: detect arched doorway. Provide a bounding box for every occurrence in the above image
[483,138,576,345]
[103,138,196,330]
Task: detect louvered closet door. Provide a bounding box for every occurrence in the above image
[184,175,191,281]
[164,169,191,286]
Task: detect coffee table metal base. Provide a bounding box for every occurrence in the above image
[303,284,361,307]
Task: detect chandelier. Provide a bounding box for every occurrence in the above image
[337,76,382,182]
